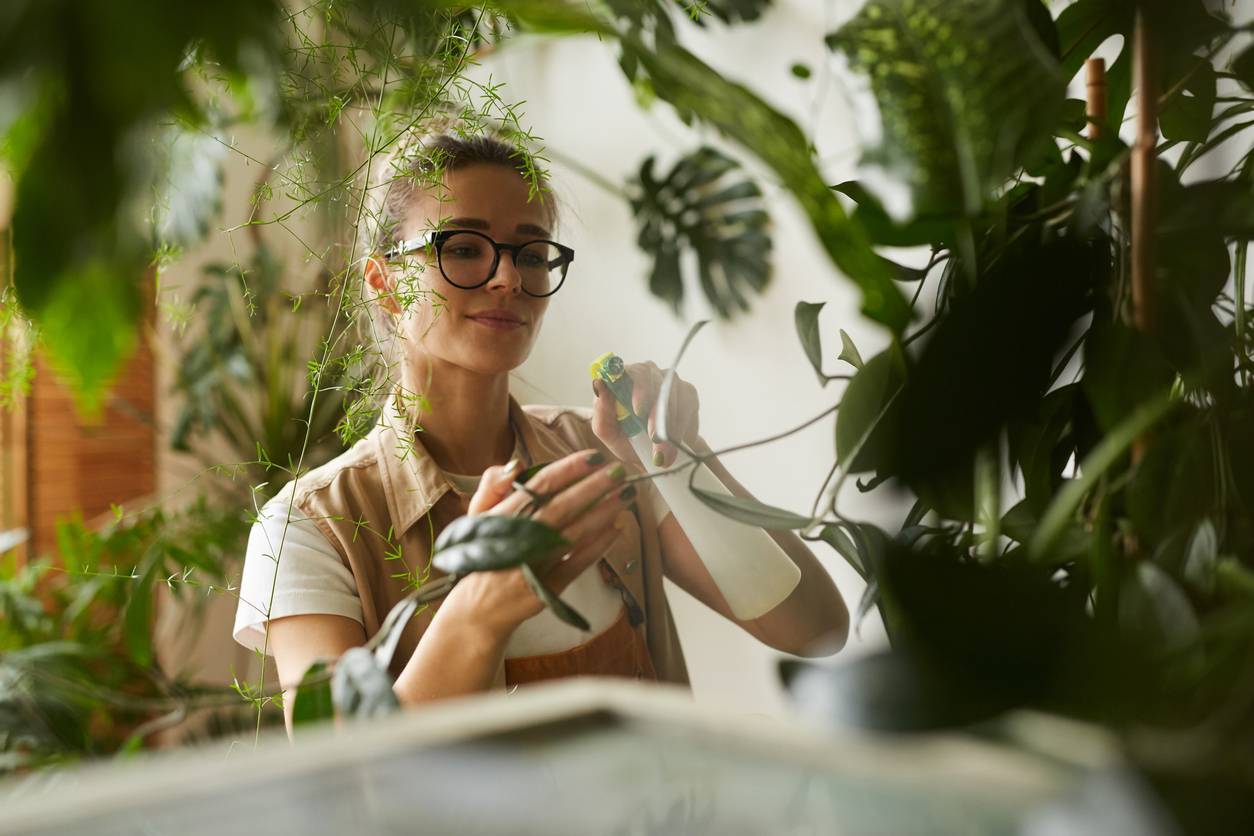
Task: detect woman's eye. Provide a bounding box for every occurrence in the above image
[445,245,482,259]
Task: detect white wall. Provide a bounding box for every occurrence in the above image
[475,2,901,716]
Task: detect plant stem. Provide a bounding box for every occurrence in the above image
[1129,7,1159,470]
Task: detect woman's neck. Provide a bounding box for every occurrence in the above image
[400,356,515,476]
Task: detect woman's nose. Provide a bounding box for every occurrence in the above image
[486,252,524,294]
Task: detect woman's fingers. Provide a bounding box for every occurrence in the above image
[545,510,630,592]
[488,448,609,517]
[532,459,630,529]
[468,458,522,515]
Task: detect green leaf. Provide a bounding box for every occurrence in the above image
[678,0,772,27]
[826,0,1065,218]
[835,344,906,474]
[818,523,865,578]
[431,516,568,575]
[831,181,955,247]
[1119,563,1200,649]
[521,563,590,630]
[1182,519,1218,596]
[690,484,812,530]
[1055,0,1133,82]
[794,301,827,384]
[291,661,333,726]
[1233,44,1254,91]
[790,63,812,80]
[1030,394,1174,559]
[630,147,772,318]
[331,647,399,720]
[1160,63,1216,143]
[123,568,155,667]
[1159,179,1254,238]
[837,329,864,370]
[23,258,141,420]
[622,39,911,331]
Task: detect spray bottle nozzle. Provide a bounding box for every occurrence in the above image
[589,352,648,438]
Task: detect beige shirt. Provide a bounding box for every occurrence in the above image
[242,388,689,689]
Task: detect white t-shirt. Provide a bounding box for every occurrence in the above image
[231,468,667,658]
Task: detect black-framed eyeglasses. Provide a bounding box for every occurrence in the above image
[383,229,575,298]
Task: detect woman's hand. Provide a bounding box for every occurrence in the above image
[439,449,637,641]
[590,360,700,469]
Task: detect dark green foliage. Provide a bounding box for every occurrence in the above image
[629,147,772,318]
[0,499,249,772]
[169,246,370,499]
[826,0,1066,218]
[431,515,568,576]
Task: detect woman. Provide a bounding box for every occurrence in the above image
[232,129,849,730]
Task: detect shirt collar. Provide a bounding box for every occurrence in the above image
[372,385,553,538]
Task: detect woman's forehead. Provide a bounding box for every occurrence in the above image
[405,164,553,237]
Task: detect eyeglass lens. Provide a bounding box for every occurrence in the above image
[439,231,562,296]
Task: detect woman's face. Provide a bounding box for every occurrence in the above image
[379,163,556,378]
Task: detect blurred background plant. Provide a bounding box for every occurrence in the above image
[0,497,258,775]
[168,243,374,505]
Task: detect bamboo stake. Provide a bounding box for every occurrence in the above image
[1129,8,1158,472]
[1130,9,1157,341]
[1086,58,1107,141]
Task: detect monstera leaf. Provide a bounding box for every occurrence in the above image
[630,146,771,319]
[826,0,1066,218]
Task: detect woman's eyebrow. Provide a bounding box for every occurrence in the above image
[445,217,551,238]
[516,223,551,238]
[446,216,490,230]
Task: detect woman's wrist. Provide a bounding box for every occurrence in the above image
[438,580,521,647]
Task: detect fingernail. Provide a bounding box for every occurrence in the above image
[592,379,601,397]
[619,485,637,502]
[652,449,666,467]
[586,451,606,466]
[607,463,626,481]
[503,458,521,476]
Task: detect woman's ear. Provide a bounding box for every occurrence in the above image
[363,255,402,316]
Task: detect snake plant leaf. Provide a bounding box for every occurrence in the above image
[331,647,400,720]
[291,661,334,726]
[794,301,828,385]
[520,563,590,631]
[431,515,568,576]
[621,38,911,332]
[630,147,772,319]
[826,0,1066,218]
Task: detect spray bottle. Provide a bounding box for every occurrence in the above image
[590,353,801,620]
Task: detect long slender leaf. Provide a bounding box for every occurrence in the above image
[654,319,709,445]
[1030,394,1174,558]
[689,483,812,530]
[521,564,589,630]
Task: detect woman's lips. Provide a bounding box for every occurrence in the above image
[467,314,524,331]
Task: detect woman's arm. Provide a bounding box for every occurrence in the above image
[266,604,510,736]
[655,435,850,657]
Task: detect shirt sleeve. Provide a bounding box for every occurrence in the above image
[232,498,364,654]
